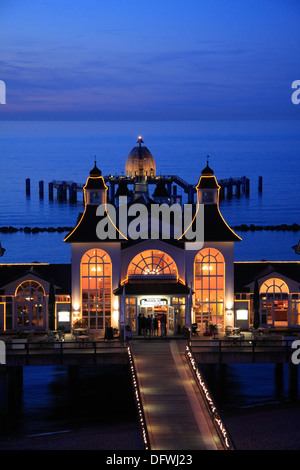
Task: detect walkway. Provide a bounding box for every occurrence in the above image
[131,339,222,450]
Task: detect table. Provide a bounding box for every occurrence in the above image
[76,335,90,348]
[227,334,244,345]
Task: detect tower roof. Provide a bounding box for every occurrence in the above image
[89,161,102,177]
[196,157,220,190]
[152,180,169,198]
[84,160,107,190]
[115,179,131,197]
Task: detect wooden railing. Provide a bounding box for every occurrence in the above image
[189,338,300,363]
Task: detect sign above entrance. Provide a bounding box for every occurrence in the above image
[140,298,168,306]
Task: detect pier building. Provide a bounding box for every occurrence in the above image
[0,138,299,335]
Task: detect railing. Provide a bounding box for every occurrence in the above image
[127,345,151,450]
[186,345,235,450]
[5,339,127,357]
[189,338,299,363]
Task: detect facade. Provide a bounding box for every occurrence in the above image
[0,138,299,335]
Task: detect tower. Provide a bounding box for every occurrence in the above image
[196,156,220,205]
[84,160,108,205]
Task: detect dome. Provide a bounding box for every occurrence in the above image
[125,137,156,178]
[201,157,214,176]
[89,162,102,177]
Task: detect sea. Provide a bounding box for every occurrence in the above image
[0,119,300,449]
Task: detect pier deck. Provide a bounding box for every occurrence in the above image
[131,340,222,450]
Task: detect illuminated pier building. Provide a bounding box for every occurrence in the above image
[0,138,299,335]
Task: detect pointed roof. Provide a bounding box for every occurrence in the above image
[196,157,220,190]
[234,261,300,292]
[0,263,71,294]
[115,179,131,197]
[152,180,169,198]
[84,160,107,190]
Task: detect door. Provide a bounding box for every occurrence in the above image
[168,306,175,335]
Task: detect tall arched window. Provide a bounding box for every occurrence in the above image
[127,250,178,278]
[260,278,289,326]
[16,281,45,328]
[194,248,224,329]
[81,249,112,331]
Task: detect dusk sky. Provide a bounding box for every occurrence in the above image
[1,0,300,120]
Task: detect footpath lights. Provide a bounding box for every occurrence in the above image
[127,346,150,450]
[186,345,233,450]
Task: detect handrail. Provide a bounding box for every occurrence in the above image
[189,338,297,363]
[127,345,151,450]
[6,339,127,355]
[185,345,235,450]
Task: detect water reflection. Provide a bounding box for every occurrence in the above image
[0,365,139,440]
[199,363,300,410]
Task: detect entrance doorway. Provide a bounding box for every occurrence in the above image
[139,305,175,335]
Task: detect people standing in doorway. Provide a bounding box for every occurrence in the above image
[141,314,147,335]
[153,315,158,336]
[160,313,166,336]
[146,315,151,336]
[138,313,142,335]
[150,314,154,336]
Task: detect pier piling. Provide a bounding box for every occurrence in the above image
[39,180,44,198]
[25,178,30,196]
[48,182,54,200]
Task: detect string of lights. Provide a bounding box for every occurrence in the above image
[127,345,151,450]
[185,345,234,450]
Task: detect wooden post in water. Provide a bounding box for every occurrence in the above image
[58,183,66,201]
[227,180,233,199]
[258,176,263,192]
[39,180,44,198]
[48,182,53,200]
[69,183,77,203]
[25,178,30,196]
[245,178,250,195]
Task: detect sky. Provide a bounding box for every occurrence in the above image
[0,0,300,120]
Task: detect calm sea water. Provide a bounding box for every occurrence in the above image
[0,364,143,447]
[0,120,299,263]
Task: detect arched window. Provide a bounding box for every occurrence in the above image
[194,248,224,330]
[127,250,178,277]
[81,249,112,331]
[260,278,289,326]
[16,281,45,328]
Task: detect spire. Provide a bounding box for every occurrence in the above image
[137,136,144,146]
[89,156,102,177]
[201,155,214,176]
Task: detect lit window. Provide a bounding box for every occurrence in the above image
[127,250,177,277]
[194,248,224,330]
[16,281,45,329]
[259,278,289,327]
[81,249,112,330]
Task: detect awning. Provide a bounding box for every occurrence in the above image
[114,280,190,296]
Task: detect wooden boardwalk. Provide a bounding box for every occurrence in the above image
[131,340,222,450]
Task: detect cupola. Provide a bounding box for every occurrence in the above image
[84,160,108,205]
[196,157,220,205]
